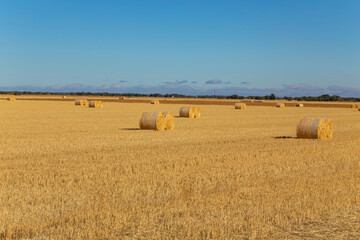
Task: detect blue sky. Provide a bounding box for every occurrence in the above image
[0,0,359,96]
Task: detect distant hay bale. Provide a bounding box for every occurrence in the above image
[75,100,84,106]
[171,95,175,98]
[250,99,254,103]
[164,112,174,130]
[194,106,201,118]
[139,112,166,131]
[235,103,246,110]
[179,106,195,118]
[276,103,285,108]
[62,96,66,98]
[7,96,16,101]
[351,104,357,109]
[296,103,304,107]
[119,96,126,100]
[151,100,159,104]
[83,100,88,106]
[297,117,333,140]
[89,100,103,108]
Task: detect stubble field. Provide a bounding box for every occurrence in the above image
[0,100,359,239]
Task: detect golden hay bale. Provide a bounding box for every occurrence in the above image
[62,96,66,98]
[151,100,159,104]
[139,112,166,131]
[164,112,174,130]
[75,100,84,106]
[194,106,201,118]
[83,100,88,106]
[250,99,254,103]
[179,106,195,118]
[235,103,246,110]
[297,117,333,140]
[351,104,357,109]
[119,96,126,100]
[276,103,285,108]
[89,100,103,108]
[296,103,304,107]
[358,107,360,111]
[7,96,16,101]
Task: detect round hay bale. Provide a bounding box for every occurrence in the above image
[194,106,201,118]
[358,107,360,111]
[62,96,66,98]
[75,100,84,106]
[83,100,88,106]
[276,103,285,108]
[164,111,174,130]
[296,103,304,107]
[151,100,159,104]
[119,96,126,100]
[351,104,358,109]
[7,96,16,101]
[89,101,103,108]
[179,106,195,118]
[235,103,246,110]
[297,117,333,139]
[139,112,166,131]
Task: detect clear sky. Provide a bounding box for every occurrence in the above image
[0,0,359,96]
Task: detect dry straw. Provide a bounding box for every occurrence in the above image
[7,96,16,101]
[179,106,195,118]
[151,100,159,104]
[297,117,333,139]
[276,103,285,108]
[89,101,103,108]
[194,106,201,118]
[235,103,246,110]
[139,112,166,131]
[296,103,304,107]
[164,112,174,130]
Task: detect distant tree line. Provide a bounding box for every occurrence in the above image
[0,91,359,102]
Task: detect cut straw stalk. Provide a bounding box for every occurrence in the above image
[235,103,246,110]
[179,106,195,118]
[297,117,333,139]
[139,112,166,131]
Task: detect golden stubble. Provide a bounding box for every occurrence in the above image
[0,100,359,239]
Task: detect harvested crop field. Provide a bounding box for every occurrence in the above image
[0,100,360,239]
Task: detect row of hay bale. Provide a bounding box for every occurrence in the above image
[75,100,103,108]
[234,102,304,110]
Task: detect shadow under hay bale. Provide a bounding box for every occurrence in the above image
[297,117,333,139]
[139,112,166,131]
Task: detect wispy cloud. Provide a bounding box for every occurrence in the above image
[224,81,232,84]
[118,80,128,83]
[163,80,188,85]
[191,81,198,84]
[205,79,222,84]
[241,82,250,85]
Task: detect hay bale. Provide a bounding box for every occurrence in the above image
[75,100,84,106]
[139,112,166,131]
[297,117,333,139]
[83,100,88,106]
[89,101,103,108]
[235,103,246,110]
[194,106,201,118]
[358,107,360,111]
[7,96,16,101]
[179,106,195,118]
[351,104,358,109]
[296,103,304,107]
[164,112,174,130]
[62,96,66,98]
[276,103,285,108]
[119,96,126,100]
[151,100,159,104]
